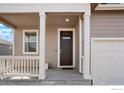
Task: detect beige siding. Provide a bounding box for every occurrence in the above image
[91,12,124,37]
[14,15,87,70]
[75,20,79,69]
[46,25,58,68]
[46,24,79,68]
[14,28,23,56]
[14,27,39,56]
[14,24,80,69]
[14,12,124,69]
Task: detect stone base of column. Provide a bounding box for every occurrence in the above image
[38,74,46,79]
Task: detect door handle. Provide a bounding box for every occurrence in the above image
[60,49,62,55]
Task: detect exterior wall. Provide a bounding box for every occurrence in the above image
[46,24,79,69]
[0,44,12,55]
[46,24,58,68]
[91,11,124,37]
[0,3,91,79]
[15,23,80,69]
[14,27,39,56]
[91,11,124,85]
[75,20,79,69]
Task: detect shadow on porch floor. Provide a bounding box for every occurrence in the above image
[0,69,91,85]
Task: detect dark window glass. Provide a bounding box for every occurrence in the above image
[25,42,36,52]
[24,31,37,53]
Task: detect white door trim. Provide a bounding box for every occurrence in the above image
[57,28,75,68]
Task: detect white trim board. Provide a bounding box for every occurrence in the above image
[0,4,90,13]
[57,28,76,68]
[92,38,124,41]
[95,3,124,10]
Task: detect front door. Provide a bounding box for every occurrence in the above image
[58,29,75,68]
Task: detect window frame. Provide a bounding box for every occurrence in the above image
[23,29,38,54]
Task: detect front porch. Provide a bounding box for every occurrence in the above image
[46,68,83,80]
[0,56,83,80]
[0,68,91,85]
[0,4,91,82]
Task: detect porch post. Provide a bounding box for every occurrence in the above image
[83,12,91,79]
[39,12,46,79]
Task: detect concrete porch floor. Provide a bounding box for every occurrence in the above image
[0,69,91,85]
[46,68,83,80]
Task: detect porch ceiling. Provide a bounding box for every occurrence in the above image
[46,14,79,27]
[0,13,80,28]
[0,13,39,28]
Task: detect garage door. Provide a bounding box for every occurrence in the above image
[91,38,124,85]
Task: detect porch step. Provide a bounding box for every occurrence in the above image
[0,80,91,85]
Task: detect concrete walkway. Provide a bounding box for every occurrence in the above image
[0,69,91,85]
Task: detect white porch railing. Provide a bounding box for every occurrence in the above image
[0,56,39,78]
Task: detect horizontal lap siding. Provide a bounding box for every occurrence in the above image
[14,28,23,55]
[14,27,39,56]
[91,12,124,37]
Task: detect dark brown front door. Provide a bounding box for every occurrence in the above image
[60,31,73,67]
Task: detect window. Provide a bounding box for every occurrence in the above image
[23,30,38,54]
[0,23,14,55]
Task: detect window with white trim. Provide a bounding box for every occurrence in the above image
[23,30,38,54]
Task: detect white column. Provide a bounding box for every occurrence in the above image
[79,16,83,73]
[83,12,91,79]
[39,12,46,79]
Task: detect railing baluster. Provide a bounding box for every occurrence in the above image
[35,59,37,74]
[15,59,18,74]
[7,59,11,74]
[12,59,14,74]
[19,59,21,73]
[29,59,31,74]
[24,59,26,74]
[20,59,21,73]
[21,59,23,74]
[32,59,34,74]
[27,59,29,73]
[21,59,23,73]
[15,59,17,73]
[17,59,19,73]
[16,59,18,73]
[4,59,6,75]
[22,59,24,74]
[6,59,7,75]
[2,59,4,74]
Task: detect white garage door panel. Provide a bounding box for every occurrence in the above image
[91,38,124,85]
